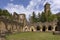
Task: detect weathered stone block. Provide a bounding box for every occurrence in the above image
[53,31,60,35]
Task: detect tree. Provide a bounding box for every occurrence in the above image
[2,10,12,19]
[0,9,12,20]
[0,9,3,16]
[40,12,46,22]
[38,12,41,22]
[32,12,37,23]
[47,11,52,16]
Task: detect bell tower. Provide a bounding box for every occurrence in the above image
[44,2,50,14]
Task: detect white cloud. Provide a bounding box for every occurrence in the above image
[4,0,60,19]
[51,0,60,13]
[4,0,44,19]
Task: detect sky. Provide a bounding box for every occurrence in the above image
[0,0,60,18]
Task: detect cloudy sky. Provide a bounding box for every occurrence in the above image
[0,0,60,18]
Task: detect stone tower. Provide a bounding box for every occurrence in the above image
[18,14,27,26]
[44,2,50,14]
[44,2,51,21]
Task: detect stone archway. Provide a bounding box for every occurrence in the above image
[36,26,40,31]
[0,21,6,33]
[30,26,36,32]
[48,25,52,31]
[55,26,58,31]
[42,26,46,31]
[31,29,33,32]
[7,24,12,33]
[23,26,29,32]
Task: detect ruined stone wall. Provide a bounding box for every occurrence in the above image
[23,22,57,32]
[0,17,22,34]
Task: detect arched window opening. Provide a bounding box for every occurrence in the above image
[32,29,33,32]
[43,26,46,31]
[55,27,58,31]
[48,25,52,31]
[36,26,40,31]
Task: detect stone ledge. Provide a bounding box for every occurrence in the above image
[53,31,60,35]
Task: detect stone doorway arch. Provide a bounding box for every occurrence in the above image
[23,26,29,32]
[0,21,6,34]
[42,26,46,31]
[30,26,36,32]
[36,26,40,31]
[31,29,33,32]
[48,25,52,31]
[55,26,58,31]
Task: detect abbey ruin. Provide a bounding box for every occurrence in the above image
[0,2,60,34]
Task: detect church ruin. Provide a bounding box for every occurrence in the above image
[0,2,59,34]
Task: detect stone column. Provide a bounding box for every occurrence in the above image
[40,28,42,32]
[40,26,42,32]
[20,27,23,32]
[10,25,13,33]
[52,26,56,32]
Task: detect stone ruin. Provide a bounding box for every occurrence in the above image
[0,3,60,39]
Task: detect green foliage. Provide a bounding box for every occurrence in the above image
[56,14,60,21]
[57,17,60,21]
[40,11,57,22]
[0,9,12,20]
[0,9,3,16]
[31,11,57,23]
[48,11,51,16]
[0,9,57,23]
[32,12,37,23]
[37,13,41,22]
[40,12,46,22]
[3,10,11,16]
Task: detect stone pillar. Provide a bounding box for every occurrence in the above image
[52,26,56,32]
[40,28,42,32]
[40,26,42,32]
[46,26,48,32]
[20,27,23,32]
[10,25,13,33]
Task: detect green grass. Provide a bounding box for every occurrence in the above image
[6,32,60,40]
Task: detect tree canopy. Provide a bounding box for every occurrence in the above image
[30,11,57,23]
[0,9,12,20]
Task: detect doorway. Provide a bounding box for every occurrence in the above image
[43,26,46,31]
[48,25,52,31]
[36,26,40,31]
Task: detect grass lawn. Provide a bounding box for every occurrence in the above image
[6,32,60,40]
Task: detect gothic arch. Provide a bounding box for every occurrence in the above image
[36,26,40,31]
[6,23,13,33]
[0,21,6,33]
[48,25,53,31]
[42,26,46,31]
[42,26,46,32]
[55,26,58,31]
[23,26,29,32]
[30,26,36,32]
